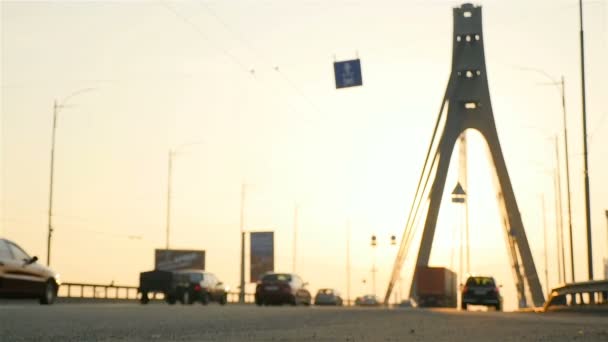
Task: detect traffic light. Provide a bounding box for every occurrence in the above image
[390,235,397,245]
[371,235,377,246]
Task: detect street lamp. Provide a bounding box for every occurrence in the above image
[518,67,575,283]
[46,88,96,266]
[369,234,397,302]
[165,141,203,250]
[370,235,377,297]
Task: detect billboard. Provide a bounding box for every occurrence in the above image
[250,232,274,282]
[154,249,205,271]
[333,59,363,89]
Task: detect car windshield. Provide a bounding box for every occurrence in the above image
[262,273,291,282]
[466,277,495,287]
[318,289,333,295]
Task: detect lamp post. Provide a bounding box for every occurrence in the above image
[579,0,593,283]
[164,142,203,250]
[238,183,247,304]
[370,235,377,297]
[47,88,96,266]
[518,67,575,283]
[370,234,397,304]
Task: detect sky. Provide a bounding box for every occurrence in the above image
[1,0,607,311]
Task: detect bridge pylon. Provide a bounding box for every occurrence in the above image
[385,3,545,308]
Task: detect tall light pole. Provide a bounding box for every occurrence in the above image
[292,204,299,272]
[579,0,594,283]
[370,235,377,297]
[47,88,96,266]
[604,210,608,279]
[165,150,174,250]
[554,136,567,283]
[517,67,575,282]
[164,142,203,250]
[239,183,247,304]
[346,220,351,306]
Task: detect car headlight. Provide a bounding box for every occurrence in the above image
[54,273,62,285]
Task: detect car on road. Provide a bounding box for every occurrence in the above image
[140,269,228,305]
[314,288,343,306]
[255,272,311,306]
[355,294,380,306]
[0,238,61,305]
[461,276,503,311]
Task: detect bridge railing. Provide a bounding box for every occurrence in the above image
[543,280,608,311]
[58,282,255,304]
[58,282,139,300]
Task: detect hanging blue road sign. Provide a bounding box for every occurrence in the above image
[334,59,363,89]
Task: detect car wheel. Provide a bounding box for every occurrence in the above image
[495,303,502,311]
[461,302,467,310]
[140,292,150,305]
[201,292,210,305]
[39,280,57,305]
[219,294,227,306]
[166,295,176,305]
[255,296,263,306]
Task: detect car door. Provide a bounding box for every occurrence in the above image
[6,241,45,295]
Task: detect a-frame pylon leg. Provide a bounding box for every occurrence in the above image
[479,120,545,307]
[391,3,545,309]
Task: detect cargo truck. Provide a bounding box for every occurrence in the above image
[415,266,457,308]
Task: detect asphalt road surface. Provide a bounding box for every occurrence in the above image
[1,302,607,341]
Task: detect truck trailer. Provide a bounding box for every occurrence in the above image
[415,266,457,308]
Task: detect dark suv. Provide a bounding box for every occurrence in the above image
[461,276,502,311]
[140,269,227,305]
[255,272,311,306]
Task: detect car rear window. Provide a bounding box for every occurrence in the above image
[188,273,203,282]
[262,273,291,282]
[318,289,333,295]
[466,277,495,286]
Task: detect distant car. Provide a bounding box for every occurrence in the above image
[397,299,414,308]
[314,288,343,306]
[355,294,380,306]
[139,269,227,305]
[461,276,502,311]
[0,238,61,304]
[255,272,311,306]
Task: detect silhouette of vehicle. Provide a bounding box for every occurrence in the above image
[139,269,227,305]
[461,276,503,311]
[355,294,380,306]
[255,272,311,306]
[0,238,61,305]
[314,288,343,306]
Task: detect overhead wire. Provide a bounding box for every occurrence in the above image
[192,0,327,116]
[158,0,329,124]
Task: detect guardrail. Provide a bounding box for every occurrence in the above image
[59,282,139,300]
[543,280,608,312]
[59,282,255,304]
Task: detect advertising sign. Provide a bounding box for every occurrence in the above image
[334,59,363,89]
[154,249,205,271]
[250,232,274,282]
